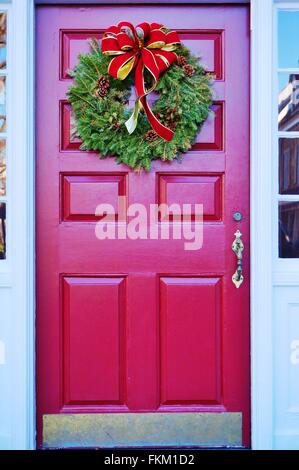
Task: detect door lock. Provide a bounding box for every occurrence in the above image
[232,230,244,288]
[233,212,243,222]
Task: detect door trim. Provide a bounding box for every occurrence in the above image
[7,0,274,449]
[1,0,35,450]
[250,0,274,450]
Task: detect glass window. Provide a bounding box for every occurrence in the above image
[0,139,5,196]
[278,10,299,69]
[279,138,299,194]
[279,202,299,258]
[0,13,6,70]
[0,202,5,259]
[278,73,299,131]
[278,10,299,259]
[0,12,6,261]
[0,75,6,132]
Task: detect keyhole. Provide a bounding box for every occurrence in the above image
[233,212,243,222]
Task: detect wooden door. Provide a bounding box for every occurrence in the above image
[36,3,250,448]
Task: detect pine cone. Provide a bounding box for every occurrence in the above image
[177,55,186,66]
[164,107,178,122]
[145,130,159,142]
[169,122,177,131]
[96,86,108,98]
[98,75,110,89]
[183,64,195,77]
[95,76,110,98]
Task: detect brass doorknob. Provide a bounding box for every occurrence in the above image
[232,230,244,288]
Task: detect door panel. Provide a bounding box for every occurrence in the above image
[62,276,126,406]
[36,3,250,448]
[160,277,222,404]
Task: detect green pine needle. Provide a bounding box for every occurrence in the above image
[67,42,213,170]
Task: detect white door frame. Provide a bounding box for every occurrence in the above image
[4,0,275,449]
[0,0,35,450]
[250,0,274,450]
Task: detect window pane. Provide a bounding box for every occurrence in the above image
[279,138,299,194]
[279,201,299,258]
[0,13,6,70]
[0,202,5,259]
[0,14,6,262]
[278,73,299,131]
[0,13,6,71]
[278,10,299,69]
[0,76,6,132]
[0,139,5,196]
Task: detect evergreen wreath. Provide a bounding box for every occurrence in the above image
[68,22,213,171]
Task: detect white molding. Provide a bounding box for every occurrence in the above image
[278,68,299,73]
[9,0,35,449]
[278,132,299,138]
[274,1,299,6]
[273,271,299,285]
[250,0,274,450]
[275,195,299,201]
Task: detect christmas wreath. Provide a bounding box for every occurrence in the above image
[68,21,213,170]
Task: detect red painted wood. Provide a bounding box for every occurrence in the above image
[61,99,224,152]
[178,31,223,80]
[158,174,222,221]
[60,30,104,79]
[160,277,222,405]
[36,4,250,447]
[195,102,224,151]
[62,173,127,221]
[62,276,126,406]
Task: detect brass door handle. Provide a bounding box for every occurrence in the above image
[232,230,244,288]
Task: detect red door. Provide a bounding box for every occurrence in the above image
[36,3,250,448]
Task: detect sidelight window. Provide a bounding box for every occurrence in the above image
[0,11,6,260]
[277,9,299,258]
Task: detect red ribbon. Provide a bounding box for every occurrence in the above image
[101,22,181,141]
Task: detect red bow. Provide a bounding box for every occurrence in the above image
[101,22,181,141]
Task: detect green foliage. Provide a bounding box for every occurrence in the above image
[67,40,213,170]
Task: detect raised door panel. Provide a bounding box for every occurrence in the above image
[160,277,222,406]
[62,276,126,407]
